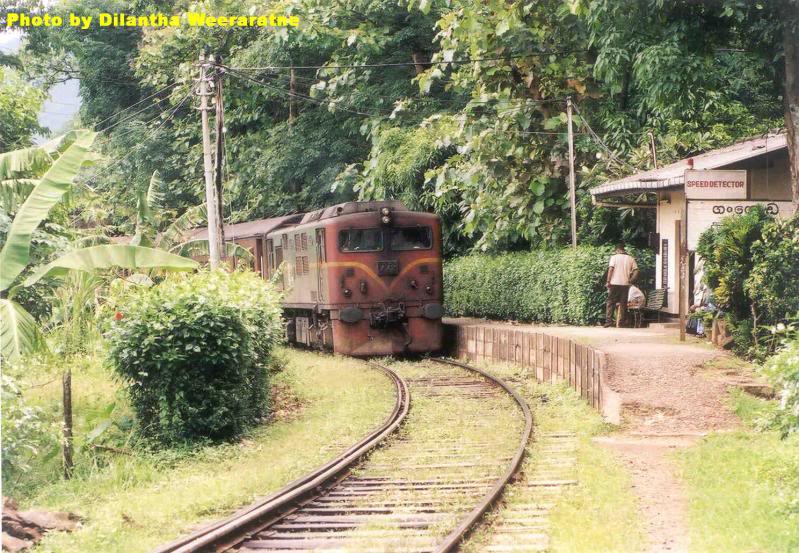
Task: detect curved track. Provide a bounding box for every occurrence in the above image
[153,358,532,553]
[153,363,410,553]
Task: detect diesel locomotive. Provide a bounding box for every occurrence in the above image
[257,201,444,356]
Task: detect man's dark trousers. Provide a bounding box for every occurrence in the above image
[606,285,630,326]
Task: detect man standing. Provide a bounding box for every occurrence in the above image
[604,242,639,327]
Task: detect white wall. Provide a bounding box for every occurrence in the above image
[655,190,685,315]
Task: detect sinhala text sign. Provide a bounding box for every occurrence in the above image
[686,200,792,249]
[684,169,747,200]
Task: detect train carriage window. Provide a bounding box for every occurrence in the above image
[338,228,383,252]
[390,226,433,250]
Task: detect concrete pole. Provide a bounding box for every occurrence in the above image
[567,97,577,248]
[199,51,223,268]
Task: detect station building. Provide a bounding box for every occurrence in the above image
[590,132,794,316]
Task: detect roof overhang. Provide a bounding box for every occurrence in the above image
[590,132,788,200]
[590,177,683,199]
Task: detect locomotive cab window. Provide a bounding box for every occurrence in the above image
[338,228,383,252]
[390,226,432,250]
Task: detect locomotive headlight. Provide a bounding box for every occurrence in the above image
[425,285,433,295]
[380,207,391,216]
[381,215,391,225]
[343,288,352,297]
[380,207,392,225]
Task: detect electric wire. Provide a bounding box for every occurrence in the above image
[94,82,180,132]
[224,68,389,117]
[571,100,633,169]
[220,49,589,72]
[83,90,193,189]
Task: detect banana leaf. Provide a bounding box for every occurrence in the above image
[157,204,207,249]
[24,245,199,286]
[131,171,165,247]
[173,239,254,262]
[0,146,52,180]
[0,298,47,362]
[0,130,98,291]
[0,178,38,212]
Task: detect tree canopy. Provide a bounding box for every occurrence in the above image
[13,0,796,254]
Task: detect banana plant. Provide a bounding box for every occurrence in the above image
[132,170,253,262]
[0,131,198,362]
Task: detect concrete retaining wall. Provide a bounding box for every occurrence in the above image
[446,322,621,424]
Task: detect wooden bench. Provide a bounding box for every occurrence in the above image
[627,288,666,328]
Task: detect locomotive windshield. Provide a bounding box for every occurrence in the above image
[390,227,433,250]
[338,228,384,252]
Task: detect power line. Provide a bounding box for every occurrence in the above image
[93,81,180,131]
[84,91,193,188]
[220,49,588,72]
[571,100,632,169]
[224,68,388,117]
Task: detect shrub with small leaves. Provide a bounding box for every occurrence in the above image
[107,270,283,446]
[763,335,799,437]
[1,374,60,482]
[746,214,799,324]
[444,246,654,325]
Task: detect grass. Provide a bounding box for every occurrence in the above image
[6,348,396,553]
[677,390,799,553]
[459,361,647,553]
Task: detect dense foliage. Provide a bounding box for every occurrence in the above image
[697,208,799,357]
[108,271,283,446]
[1,373,59,483]
[764,335,799,437]
[17,0,793,254]
[444,245,654,325]
[747,216,799,325]
[696,206,772,322]
[0,66,45,150]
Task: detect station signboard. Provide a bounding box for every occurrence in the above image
[686,200,792,249]
[684,169,747,200]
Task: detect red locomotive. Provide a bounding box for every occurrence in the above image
[194,202,444,356]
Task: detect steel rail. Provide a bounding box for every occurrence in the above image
[430,357,534,553]
[151,362,410,553]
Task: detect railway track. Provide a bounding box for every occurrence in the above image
[154,357,532,553]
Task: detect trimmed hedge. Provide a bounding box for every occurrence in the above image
[108,270,283,446]
[444,246,654,325]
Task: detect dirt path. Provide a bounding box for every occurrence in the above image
[594,434,697,552]
[594,335,739,553]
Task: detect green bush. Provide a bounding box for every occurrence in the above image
[1,374,60,483]
[444,245,654,325]
[696,205,771,321]
[107,270,283,446]
[747,215,799,324]
[697,208,799,357]
[763,335,799,437]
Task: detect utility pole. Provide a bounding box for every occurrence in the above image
[198,51,223,268]
[566,97,577,248]
[213,55,226,254]
[648,131,659,169]
[676,219,686,342]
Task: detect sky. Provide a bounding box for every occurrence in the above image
[1,29,81,143]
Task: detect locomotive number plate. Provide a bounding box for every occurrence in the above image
[377,260,399,276]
